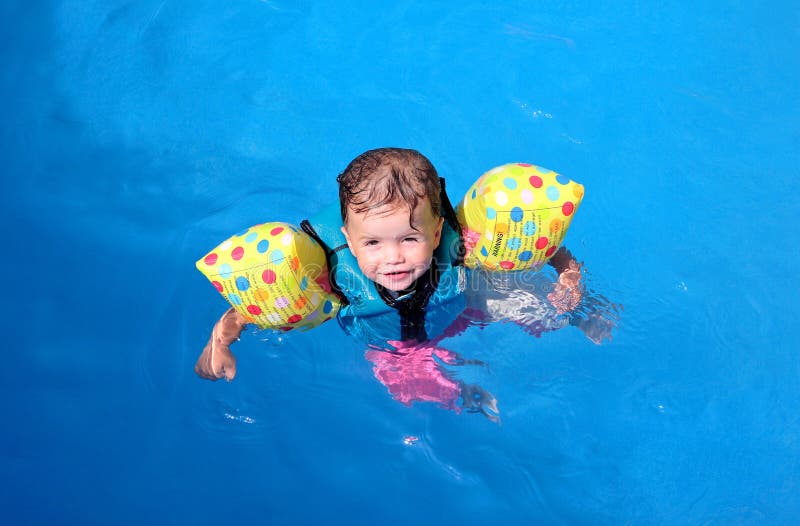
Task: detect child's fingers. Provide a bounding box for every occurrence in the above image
[222,357,237,381]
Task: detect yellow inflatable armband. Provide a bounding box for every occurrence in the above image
[196,222,341,331]
[457,163,584,271]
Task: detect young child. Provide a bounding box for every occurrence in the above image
[195,148,586,381]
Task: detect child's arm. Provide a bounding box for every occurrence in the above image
[547,246,583,313]
[449,248,615,345]
[195,308,247,381]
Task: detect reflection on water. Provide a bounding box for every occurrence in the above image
[366,339,501,423]
[363,266,621,423]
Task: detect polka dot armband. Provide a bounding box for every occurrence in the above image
[456,163,584,271]
[196,222,341,331]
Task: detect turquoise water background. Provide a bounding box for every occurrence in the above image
[3,1,799,524]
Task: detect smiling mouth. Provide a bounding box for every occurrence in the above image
[383,270,410,277]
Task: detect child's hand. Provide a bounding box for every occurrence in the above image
[195,338,237,381]
[547,268,582,314]
[574,312,615,345]
[195,308,245,381]
[571,293,621,345]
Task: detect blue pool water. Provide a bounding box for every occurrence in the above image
[3,1,799,524]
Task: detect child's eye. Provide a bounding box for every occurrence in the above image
[364,240,379,246]
[403,237,419,243]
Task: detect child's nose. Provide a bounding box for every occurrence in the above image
[385,244,405,264]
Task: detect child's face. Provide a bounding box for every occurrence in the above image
[341,198,444,291]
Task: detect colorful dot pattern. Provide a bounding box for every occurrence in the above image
[456,163,584,271]
[196,222,341,331]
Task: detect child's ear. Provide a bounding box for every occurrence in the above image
[341,226,355,254]
[432,217,444,249]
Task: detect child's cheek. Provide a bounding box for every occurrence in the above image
[357,257,378,279]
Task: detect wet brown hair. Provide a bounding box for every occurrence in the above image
[337,148,441,229]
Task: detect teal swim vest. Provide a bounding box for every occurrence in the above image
[300,179,467,343]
